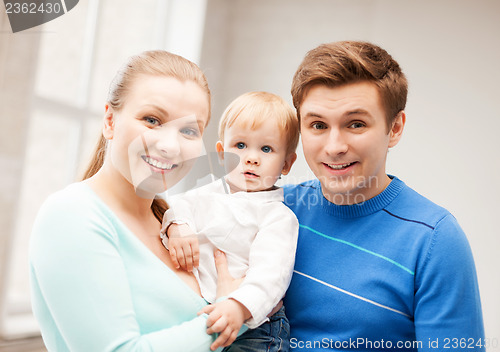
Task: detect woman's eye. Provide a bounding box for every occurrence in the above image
[236,142,246,149]
[261,146,272,153]
[180,127,200,137]
[144,116,159,126]
[311,122,327,130]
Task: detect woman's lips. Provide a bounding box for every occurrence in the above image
[142,155,178,171]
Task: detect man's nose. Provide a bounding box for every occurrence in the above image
[324,129,348,156]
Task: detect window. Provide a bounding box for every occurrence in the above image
[0,0,207,339]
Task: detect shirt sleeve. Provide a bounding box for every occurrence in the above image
[229,205,299,328]
[161,194,198,235]
[414,214,485,351]
[30,193,217,352]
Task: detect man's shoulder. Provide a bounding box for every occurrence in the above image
[388,179,454,230]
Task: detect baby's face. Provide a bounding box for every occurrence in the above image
[218,119,292,193]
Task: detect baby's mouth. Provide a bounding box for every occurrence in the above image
[243,171,259,178]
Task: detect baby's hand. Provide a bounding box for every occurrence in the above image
[199,299,251,351]
[167,223,199,272]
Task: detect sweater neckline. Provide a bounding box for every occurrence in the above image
[318,176,405,218]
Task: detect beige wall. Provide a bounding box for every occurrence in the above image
[200,0,500,343]
[0,9,41,336]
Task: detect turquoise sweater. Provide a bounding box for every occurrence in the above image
[29,182,219,352]
[283,177,484,351]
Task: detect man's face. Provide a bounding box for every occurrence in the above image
[299,81,405,205]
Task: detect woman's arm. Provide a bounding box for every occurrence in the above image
[29,189,217,352]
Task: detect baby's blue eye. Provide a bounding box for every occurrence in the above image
[261,146,272,153]
[236,142,246,149]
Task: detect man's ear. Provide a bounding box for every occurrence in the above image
[102,104,115,140]
[215,141,225,164]
[388,111,406,148]
[281,152,297,176]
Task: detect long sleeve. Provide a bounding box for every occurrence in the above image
[414,214,485,351]
[161,194,199,248]
[30,185,218,352]
[229,205,299,328]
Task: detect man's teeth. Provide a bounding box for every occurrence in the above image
[145,157,174,170]
[327,162,353,170]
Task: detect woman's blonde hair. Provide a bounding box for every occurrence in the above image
[218,91,299,156]
[81,50,211,222]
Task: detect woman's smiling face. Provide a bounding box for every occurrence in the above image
[103,74,210,197]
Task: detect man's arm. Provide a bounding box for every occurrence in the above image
[414,214,485,351]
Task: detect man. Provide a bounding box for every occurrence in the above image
[283,41,484,351]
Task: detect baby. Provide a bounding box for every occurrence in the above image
[161,91,299,351]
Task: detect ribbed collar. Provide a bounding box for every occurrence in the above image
[318,175,405,218]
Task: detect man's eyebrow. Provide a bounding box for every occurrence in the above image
[345,109,371,117]
[302,111,324,119]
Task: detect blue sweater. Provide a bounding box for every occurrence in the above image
[30,182,220,352]
[283,177,484,351]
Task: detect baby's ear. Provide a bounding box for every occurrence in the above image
[281,152,297,175]
[102,104,115,140]
[215,141,225,164]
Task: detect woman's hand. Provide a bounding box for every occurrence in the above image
[213,250,244,299]
[198,250,248,350]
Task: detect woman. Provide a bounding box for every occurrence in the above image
[30,50,236,351]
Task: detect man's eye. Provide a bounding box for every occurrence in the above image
[236,142,246,149]
[261,146,272,153]
[349,122,365,129]
[311,122,327,130]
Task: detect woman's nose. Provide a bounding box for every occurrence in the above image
[154,127,181,157]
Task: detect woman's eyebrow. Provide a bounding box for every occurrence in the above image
[141,104,169,117]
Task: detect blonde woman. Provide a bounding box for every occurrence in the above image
[30,51,239,352]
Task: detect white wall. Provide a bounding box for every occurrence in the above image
[200,0,500,344]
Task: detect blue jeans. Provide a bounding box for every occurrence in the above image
[223,305,290,352]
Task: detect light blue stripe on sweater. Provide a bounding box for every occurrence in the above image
[300,225,415,275]
[294,270,411,318]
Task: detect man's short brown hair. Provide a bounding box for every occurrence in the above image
[291,41,408,130]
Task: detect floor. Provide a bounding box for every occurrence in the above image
[0,337,46,352]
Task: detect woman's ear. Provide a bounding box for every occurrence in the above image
[388,111,406,148]
[102,104,115,140]
[281,152,297,176]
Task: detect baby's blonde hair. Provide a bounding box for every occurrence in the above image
[218,91,299,156]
